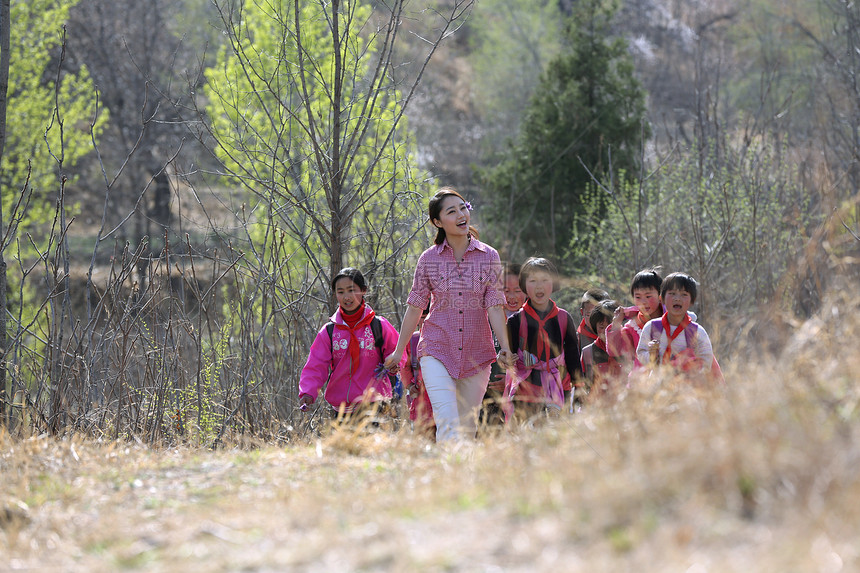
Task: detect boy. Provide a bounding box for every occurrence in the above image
[606,268,664,371]
[577,288,610,350]
[504,257,581,420]
[635,272,715,377]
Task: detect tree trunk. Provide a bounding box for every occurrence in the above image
[0,0,12,426]
[328,0,345,311]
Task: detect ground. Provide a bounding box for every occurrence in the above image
[3,366,858,572]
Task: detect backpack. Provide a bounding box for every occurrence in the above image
[325,316,385,360]
[409,331,421,373]
[325,316,403,398]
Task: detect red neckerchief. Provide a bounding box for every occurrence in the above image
[594,337,619,369]
[336,302,375,373]
[577,318,598,341]
[661,313,691,364]
[635,305,664,330]
[341,301,366,329]
[523,300,560,363]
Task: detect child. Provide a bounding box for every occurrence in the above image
[482,262,526,427]
[580,299,621,395]
[298,267,404,415]
[504,257,581,420]
[400,305,435,438]
[577,288,610,350]
[635,272,718,379]
[606,268,664,371]
[503,263,526,317]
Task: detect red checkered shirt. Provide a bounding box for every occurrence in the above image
[406,237,506,379]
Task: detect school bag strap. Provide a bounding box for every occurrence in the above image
[409,332,420,371]
[559,309,568,342]
[649,318,698,347]
[325,317,385,360]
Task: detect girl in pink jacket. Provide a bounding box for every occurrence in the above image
[298,267,404,414]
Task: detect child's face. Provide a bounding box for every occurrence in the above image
[525,270,554,310]
[503,273,525,312]
[596,318,610,342]
[662,287,692,323]
[580,300,596,320]
[632,287,661,317]
[334,277,366,313]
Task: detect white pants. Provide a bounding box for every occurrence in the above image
[420,356,490,442]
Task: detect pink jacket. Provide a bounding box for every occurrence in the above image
[298,305,405,411]
[605,306,643,367]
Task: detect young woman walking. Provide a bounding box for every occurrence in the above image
[384,188,513,442]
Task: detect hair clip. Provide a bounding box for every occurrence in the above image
[464,201,473,211]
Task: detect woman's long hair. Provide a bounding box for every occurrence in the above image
[428,187,479,245]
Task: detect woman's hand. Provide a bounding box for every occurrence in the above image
[383,351,401,372]
[497,348,515,371]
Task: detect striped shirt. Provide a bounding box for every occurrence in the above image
[406,237,506,379]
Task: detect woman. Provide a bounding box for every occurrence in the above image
[384,188,514,441]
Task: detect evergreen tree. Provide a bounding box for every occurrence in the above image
[481,0,648,265]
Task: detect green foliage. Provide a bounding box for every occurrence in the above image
[193,310,232,442]
[479,0,649,265]
[1,0,105,230]
[204,0,427,305]
[0,0,106,377]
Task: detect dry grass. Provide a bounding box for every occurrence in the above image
[2,292,859,572]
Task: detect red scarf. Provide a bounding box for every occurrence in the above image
[595,336,608,353]
[577,318,598,342]
[341,301,366,329]
[523,300,560,363]
[661,313,691,364]
[336,302,375,373]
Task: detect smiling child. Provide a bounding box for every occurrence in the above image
[298,267,404,415]
[503,257,581,420]
[635,272,715,376]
